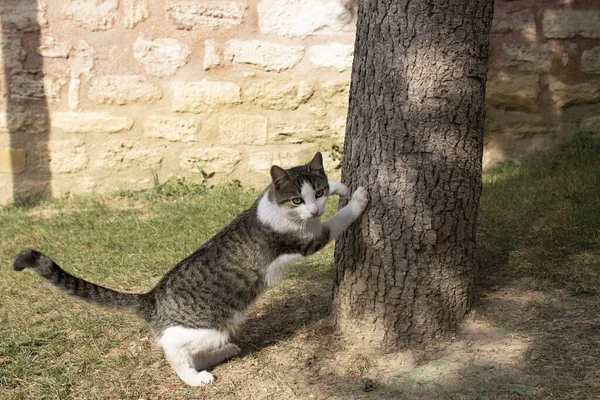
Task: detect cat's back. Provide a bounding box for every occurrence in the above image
[144,202,278,331]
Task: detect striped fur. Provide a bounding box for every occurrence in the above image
[13,152,368,386]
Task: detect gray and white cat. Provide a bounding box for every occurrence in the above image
[13,152,368,386]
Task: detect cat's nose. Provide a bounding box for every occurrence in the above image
[310,210,319,217]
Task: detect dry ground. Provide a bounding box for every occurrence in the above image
[1,134,599,399]
[10,253,591,400]
[133,266,600,400]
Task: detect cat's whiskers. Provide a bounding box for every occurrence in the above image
[300,219,308,237]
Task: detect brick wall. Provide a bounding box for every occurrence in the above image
[0,0,599,204]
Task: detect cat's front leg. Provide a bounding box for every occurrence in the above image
[328,182,349,197]
[324,187,368,241]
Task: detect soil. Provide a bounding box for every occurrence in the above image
[142,272,600,399]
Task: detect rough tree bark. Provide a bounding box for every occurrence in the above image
[331,0,494,351]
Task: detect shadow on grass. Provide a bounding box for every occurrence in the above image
[236,256,335,353]
[477,132,600,293]
[229,134,600,399]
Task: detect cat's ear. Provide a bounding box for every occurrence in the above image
[307,152,324,172]
[270,165,290,186]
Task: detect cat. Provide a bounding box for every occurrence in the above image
[13,152,368,386]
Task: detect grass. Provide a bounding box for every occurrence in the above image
[477,132,600,292]
[0,133,599,399]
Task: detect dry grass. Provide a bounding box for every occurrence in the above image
[1,133,599,399]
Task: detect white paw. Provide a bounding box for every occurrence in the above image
[350,187,368,214]
[186,370,215,386]
[197,370,216,385]
[329,182,349,197]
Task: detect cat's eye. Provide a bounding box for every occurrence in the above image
[315,189,324,198]
[291,198,304,205]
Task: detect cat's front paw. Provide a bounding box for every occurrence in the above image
[329,182,349,197]
[350,187,368,215]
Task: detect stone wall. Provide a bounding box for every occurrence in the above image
[485,0,600,169]
[0,0,599,204]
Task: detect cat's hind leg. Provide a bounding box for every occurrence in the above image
[192,343,240,371]
[163,344,216,386]
[158,326,231,386]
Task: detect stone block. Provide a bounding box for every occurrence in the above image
[243,80,314,110]
[9,72,64,103]
[0,35,26,69]
[269,121,330,144]
[68,78,81,111]
[486,73,540,112]
[309,43,354,72]
[549,78,600,109]
[172,80,241,113]
[500,43,554,73]
[218,115,268,145]
[0,148,26,174]
[52,112,134,133]
[70,40,95,77]
[9,72,44,102]
[491,9,535,35]
[0,114,9,134]
[0,1,47,32]
[257,0,352,37]
[0,179,11,205]
[483,120,562,170]
[582,47,600,75]
[560,43,578,67]
[247,145,319,173]
[548,79,600,108]
[134,37,191,77]
[180,147,242,174]
[0,110,49,135]
[89,75,162,105]
[62,0,118,31]
[330,117,347,140]
[98,141,162,170]
[320,79,350,108]
[204,40,221,70]
[144,115,200,142]
[46,140,89,174]
[543,10,600,39]
[44,76,65,103]
[224,40,304,71]
[167,1,246,30]
[123,0,149,29]
[38,36,72,58]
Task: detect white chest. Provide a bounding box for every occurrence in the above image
[264,253,304,286]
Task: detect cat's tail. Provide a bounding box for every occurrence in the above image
[14,249,145,312]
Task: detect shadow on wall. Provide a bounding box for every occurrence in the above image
[0,0,51,204]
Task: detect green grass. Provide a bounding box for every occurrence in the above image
[0,185,341,399]
[477,132,600,292]
[0,187,264,399]
[0,133,598,399]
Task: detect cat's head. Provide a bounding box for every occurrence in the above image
[269,152,329,221]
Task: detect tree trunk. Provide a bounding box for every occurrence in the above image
[331,0,494,351]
